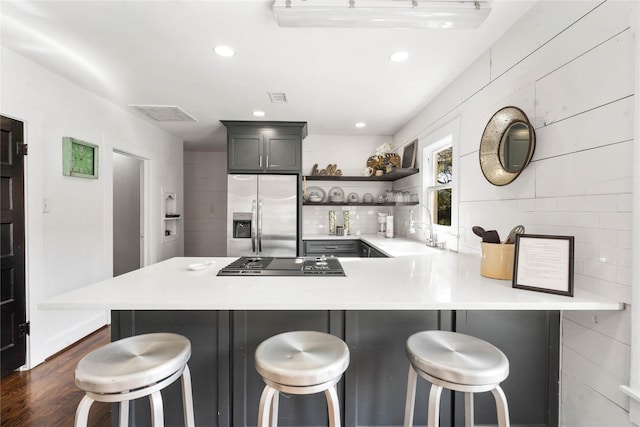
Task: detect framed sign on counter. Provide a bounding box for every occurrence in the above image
[513,234,574,297]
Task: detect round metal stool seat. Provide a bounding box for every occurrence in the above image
[403,331,511,427]
[254,331,350,427]
[74,333,195,427]
[406,330,509,386]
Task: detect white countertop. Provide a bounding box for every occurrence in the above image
[40,236,623,311]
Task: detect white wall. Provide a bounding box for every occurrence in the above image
[393,1,636,425]
[625,1,640,422]
[183,152,227,256]
[1,47,184,367]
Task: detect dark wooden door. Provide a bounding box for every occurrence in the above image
[0,115,27,378]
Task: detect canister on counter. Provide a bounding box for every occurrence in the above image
[343,211,351,235]
[328,210,336,235]
[385,214,394,238]
[480,242,515,280]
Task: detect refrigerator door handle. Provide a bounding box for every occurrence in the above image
[257,199,263,253]
[251,199,257,254]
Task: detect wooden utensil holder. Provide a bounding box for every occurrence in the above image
[481,243,515,280]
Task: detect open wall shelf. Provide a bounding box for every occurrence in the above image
[304,168,419,182]
[303,202,418,207]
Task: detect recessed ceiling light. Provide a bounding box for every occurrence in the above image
[253,111,265,117]
[355,122,366,128]
[214,45,235,57]
[389,51,410,62]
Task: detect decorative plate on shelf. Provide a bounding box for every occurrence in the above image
[362,193,374,203]
[347,192,359,203]
[328,186,344,203]
[305,186,325,203]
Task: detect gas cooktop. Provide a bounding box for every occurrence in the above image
[217,256,345,276]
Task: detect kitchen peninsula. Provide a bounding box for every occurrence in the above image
[41,236,623,426]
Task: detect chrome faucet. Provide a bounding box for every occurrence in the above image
[409,204,438,247]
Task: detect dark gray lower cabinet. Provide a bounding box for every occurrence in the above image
[111,310,227,427]
[232,310,341,426]
[303,240,389,258]
[359,242,387,258]
[304,240,360,257]
[344,310,442,426]
[111,310,559,427]
[454,311,560,427]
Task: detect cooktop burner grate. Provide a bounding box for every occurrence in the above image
[217,256,345,276]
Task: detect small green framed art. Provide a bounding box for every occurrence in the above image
[62,137,99,179]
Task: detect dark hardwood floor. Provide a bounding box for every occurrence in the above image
[1,326,112,426]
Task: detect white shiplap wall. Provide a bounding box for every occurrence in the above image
[393,1,636,425]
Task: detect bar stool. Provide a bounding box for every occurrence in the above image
[254,330,350,427]
[403,330,510,427]
[74,332,195,427]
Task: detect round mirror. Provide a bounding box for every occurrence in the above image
[479,106,536,186]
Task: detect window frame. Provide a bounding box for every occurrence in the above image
[428,144,453,226]
[420,119,459,251]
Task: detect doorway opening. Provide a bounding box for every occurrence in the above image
[112,150,147,276]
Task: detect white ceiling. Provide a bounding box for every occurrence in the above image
[0,0,536,152]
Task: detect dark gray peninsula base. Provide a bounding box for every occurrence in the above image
[111,309,559,427]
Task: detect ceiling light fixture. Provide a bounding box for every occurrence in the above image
[214,45,235,57]
[253,111,266,117]
[389,51,410,62]
[355,122,366,128]
[272,0,491,29]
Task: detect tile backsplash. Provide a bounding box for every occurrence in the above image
[303,205,394,236]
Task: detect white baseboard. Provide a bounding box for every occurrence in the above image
[28,311,109,369]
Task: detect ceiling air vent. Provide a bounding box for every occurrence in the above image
[129,105,197,122]
[268,92,288,104]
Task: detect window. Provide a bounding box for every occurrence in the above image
[423,139,453,227]
[432,145,453,225]
[420,119,459,250]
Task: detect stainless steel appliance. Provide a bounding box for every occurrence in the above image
[227,174,298,256]
[217,256,345,276]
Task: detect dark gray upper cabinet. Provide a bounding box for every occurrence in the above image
[227,134,263,171]
[222,121,307,173]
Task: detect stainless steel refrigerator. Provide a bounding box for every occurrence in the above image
[227,174,298,256]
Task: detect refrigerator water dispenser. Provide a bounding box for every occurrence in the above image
[233,212,252,238]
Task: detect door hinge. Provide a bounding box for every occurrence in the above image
[19,143,28,156]
[18,322,30,337]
